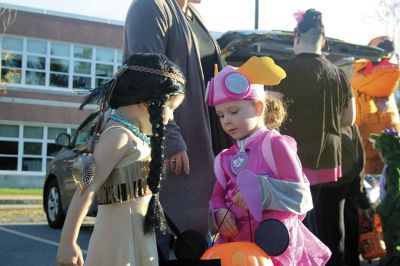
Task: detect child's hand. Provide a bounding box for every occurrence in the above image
[56,241,84,266]
[233,192,248,211]
[216,208,239,238]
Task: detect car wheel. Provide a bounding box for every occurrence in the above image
[44,178,66,229]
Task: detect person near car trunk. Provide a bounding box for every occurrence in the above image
[56,53,185,266]
[269,9,356,266]
[123,0,234,258]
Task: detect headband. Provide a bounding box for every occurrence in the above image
[79,55,186,111]
[117,64,185,85]
[205,56,286,106]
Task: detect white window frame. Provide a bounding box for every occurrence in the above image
[72,44,93,90]
[0,36,24,85]
[0,122,75,176]
[1,34,122,93]
[25,38,47,87]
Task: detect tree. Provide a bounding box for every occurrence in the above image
[0,7,17,94]
[375,0,400,61]
[0,7,17,34]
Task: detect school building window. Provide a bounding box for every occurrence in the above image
[1,36,23,84]
[95,47,115,88]
[0,35,122,91]
[26,39,47,86]
[0,124,74,174]
[73,45,92,90]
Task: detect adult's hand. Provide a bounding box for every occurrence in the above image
[56,241,84,266]
[166,150,190,175]
[215,208,239,238]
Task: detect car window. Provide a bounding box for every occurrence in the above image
[74,118,97,151]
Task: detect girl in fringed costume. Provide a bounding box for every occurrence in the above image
[56,53,185,266]
[207,56,331,265]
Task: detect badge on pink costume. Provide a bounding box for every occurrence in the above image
[231,141,248,174]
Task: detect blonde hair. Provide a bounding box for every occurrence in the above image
[263,94,286,130]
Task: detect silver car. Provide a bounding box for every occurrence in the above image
[43,111,99,228]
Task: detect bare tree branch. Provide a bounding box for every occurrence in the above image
[0,7,17,35]
[0,8,18,93]
[374,0,400,61]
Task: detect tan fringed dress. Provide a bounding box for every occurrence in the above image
[85,126,158,266]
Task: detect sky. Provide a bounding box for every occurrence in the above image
[0,0,397,45]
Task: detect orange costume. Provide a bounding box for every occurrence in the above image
[351,36,400,174]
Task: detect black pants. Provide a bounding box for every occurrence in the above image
[344,188,361,266]
[304,179,355,266]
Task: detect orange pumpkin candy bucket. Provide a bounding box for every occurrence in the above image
[200,219,289,266]
[164,219,289,266]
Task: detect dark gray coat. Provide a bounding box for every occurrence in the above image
[123,0,230,233]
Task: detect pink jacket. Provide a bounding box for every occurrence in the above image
[210,127,331,265]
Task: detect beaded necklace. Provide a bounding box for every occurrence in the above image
[109,113,151,145]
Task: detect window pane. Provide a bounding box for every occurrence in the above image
[24,142,42,155]
[24,126,43,138]
[1,68,21,83]
[22,158,42,171]
[116,50,122,63]
[48,128,67,140]
[46,158,53,171]
[2,37,23,52]
[47,143,61,156]
[96,48,114,62]
[75,123,95,147]
[27,55,46,69]
[0,125,18,137]
[51,42,70,57]
[27,40,47,54]
[26,71,45,86]
[0,157,17,170]
[50,73,69,88]
[2,53,22,68]
[96,64,113,77]
[74,61,91,74]
[50,58,69,72]
[74,45,92,59]
[95,78,109,88]
[73,76,91,90]
[0,141,18,154]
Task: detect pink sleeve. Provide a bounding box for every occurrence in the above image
[209,180,227,231]
[210,181,227,210]
[271,135,304,183]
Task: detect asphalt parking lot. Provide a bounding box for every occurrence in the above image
[0,195,380,266]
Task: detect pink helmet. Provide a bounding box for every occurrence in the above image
[205,56,286,107]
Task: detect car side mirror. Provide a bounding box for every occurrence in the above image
[56,133,71,147]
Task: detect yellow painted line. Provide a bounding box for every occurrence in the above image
[0,225,88,254]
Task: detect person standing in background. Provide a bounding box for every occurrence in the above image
[270,9,356,265]
[340,124,372,266]
[123,0,233,257]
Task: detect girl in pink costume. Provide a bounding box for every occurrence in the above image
[206,56,331,265]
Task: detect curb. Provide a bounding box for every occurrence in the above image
[0,199,42,205]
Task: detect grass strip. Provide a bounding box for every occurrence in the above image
[0,188,42,196]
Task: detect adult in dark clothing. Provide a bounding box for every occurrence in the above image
[123,0,233,259]
[341,125,371,266]
[270,9,356,265]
